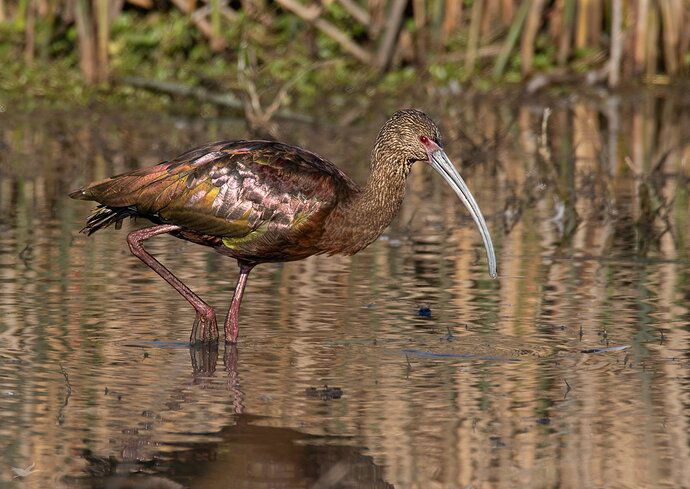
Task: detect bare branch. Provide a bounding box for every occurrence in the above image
[336,0,370,26]
[275,0,373,65]
[117,76,314,123]
[170,0,227,50]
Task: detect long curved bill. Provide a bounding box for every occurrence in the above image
[428,148,497,278]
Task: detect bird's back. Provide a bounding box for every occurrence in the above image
[71,140,361,262]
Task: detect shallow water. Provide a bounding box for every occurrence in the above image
[1,93,689,489]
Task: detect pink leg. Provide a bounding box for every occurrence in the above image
[224,261,254,344]
[126,225,219,344]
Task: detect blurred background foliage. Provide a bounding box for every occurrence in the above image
[1,0,690,113]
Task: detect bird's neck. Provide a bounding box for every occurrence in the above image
[320,153,409,255]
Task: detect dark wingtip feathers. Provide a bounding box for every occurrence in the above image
[79,206,137,236]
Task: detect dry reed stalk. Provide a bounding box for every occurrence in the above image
[24,0,35,63]
[481,0,500,37]
[493,0,532,79]
[575,0,590,49]
[645,3,658,77]
[36,0,50,19]
[501,0,515,24]
[520,0,545,76]
[109,0,126,23]
[367,0,387,37]
[465,0,484,75]
[679,3,690,71]
[441,0,463,46]
[96,0,109,81]
[375,0,407,71]
[413,0,426,60]
[557,0,575,66]
[75,0,98,83]
[590,0,602,46]
[659,0,681,75]
[547,0,562,39]
[634,0,649,74]
[397,28,414,63]
[211,0,222,49]
[609,0,623,87]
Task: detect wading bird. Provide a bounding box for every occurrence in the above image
[71,110,497,344]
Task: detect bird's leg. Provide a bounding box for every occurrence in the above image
[223,261,255,344]
[126,225,219,344]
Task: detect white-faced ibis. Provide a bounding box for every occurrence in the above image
[70,109,497,344]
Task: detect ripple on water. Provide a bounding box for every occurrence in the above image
[1,104,690,489]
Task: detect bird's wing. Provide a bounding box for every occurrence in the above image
[74,140,359,237]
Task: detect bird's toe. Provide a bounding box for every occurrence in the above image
[190,308,219,345]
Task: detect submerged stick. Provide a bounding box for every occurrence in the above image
[57,364,73,425]
[116,76,314,123]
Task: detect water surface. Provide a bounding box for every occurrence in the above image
[1,94,689,488]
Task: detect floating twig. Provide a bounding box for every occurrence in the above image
[58,364,73,425]
[563,378,571,399]
[581,345,630,354]
[405,354,412,378]
[18,244,32,268]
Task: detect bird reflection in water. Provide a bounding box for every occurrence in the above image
[74,346,393,489]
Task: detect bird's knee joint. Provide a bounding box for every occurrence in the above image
[126,234,142,253]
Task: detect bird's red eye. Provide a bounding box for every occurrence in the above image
[420,135,429,145]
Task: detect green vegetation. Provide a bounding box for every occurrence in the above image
[1,1,690,115]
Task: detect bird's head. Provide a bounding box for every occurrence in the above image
[374,109,497,278]
[373,109,443,166]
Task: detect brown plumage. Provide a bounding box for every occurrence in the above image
[71,109,496,344]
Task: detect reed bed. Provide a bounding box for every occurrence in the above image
[2,1,690,88]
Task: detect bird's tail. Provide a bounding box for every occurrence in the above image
[80,206,137,236]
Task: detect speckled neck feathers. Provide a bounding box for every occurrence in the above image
[318,148,410,256]
[317,109,443,256]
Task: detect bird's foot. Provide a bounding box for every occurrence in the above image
[189,307,219,345]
